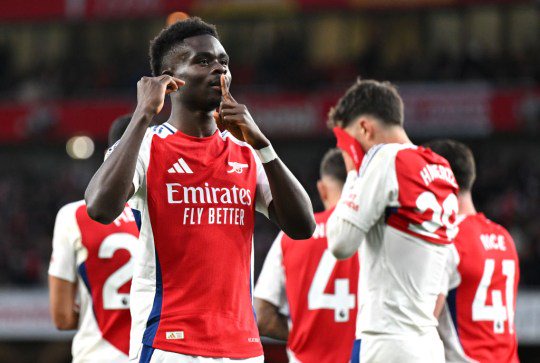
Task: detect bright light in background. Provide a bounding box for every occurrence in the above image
[166,11,189,26]
[66,136,95,159]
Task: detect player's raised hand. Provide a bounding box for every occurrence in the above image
[341,151,356,172]
[136,75,185,116]
[218,74,270,150]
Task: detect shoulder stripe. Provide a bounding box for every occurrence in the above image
[161,123,175,134]
[150,123,175,139]
[220,131,252,149]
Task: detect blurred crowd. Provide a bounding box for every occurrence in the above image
[0,22,538,100]
[0,6,538,287]
[1,138,540,287]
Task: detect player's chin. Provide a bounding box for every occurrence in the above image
[206,95,221,110]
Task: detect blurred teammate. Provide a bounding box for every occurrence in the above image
[254,148,359,363]
[84,17,315,363]
[426,139,520,363]
[49,114,139,363]
[326,79,458,363]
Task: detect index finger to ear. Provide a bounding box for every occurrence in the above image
[165,77,185,94]
[172,77,185,87]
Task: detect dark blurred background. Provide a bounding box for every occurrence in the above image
[0,0,539,362]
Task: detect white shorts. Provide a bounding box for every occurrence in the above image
[358,330,444,363]
[135,345,264,363]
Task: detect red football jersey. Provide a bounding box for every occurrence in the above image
[386,146,460,245]
[255,209,359,363]
[441,213,520,363]
[125,124,272,359]
[49,201,139,361]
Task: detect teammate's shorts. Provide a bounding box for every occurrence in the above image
[136,345,264,363]
[357,330,444,363]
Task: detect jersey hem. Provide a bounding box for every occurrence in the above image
[149,342,264,359]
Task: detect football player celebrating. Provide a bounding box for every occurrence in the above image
[326,79,458,363]
[49,114,139,362]
[426,139,520,363]
[84,17,315,363]
[254,148,359,363]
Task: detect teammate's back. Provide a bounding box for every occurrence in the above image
[282,209,358,362]
[49,114,139,363]
[326,80,457,362]
[49,201,139,362]
[353,144,457,335]
[255,149,358,363]
[427,139,520,363]
[444,214,519,362]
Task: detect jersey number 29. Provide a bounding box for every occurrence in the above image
[308,250,356,322]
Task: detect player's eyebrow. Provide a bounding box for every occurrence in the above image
[193,51,229,60]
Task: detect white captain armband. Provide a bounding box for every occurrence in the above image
[256,144,278,164]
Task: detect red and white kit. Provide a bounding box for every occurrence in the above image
[438,213,520,363]
[124,123,272,361]
[328,144,459,363]
[255,208,359,363]
[49,201,139,363]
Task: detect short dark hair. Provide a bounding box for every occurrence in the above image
[424,139,476,192]
[328,79,404,129]
[320,148,347,185]
[108,114,132,147]
[149,17,219,76]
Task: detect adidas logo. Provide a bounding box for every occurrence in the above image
[168,158,193,174]
[166,331,184,340]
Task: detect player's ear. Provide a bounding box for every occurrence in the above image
[317,179,327,205]
[359,117,375,142]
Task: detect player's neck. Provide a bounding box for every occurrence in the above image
[377,126,411,145]
[167,104,217,138]
[458,191,477,215]
[323,190,341,211]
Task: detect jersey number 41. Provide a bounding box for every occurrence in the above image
[472,259,516,334]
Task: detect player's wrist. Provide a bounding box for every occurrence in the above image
[256,144,278,164]
[250,134,270,150]
[134,104,158,121]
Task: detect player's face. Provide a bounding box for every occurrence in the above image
[167,35,231,112]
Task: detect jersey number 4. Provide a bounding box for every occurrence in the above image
[308,250,355,322]
[472,259,516,334]
[98,233,137,310]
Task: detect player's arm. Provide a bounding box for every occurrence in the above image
[49,276,79,330]
[327,146,394,259]
[434,294,446,318]
[48,204,80,330]
[218,76,315,239]
[254,233,289,340]
[85,75,184,224]
[435,244,460,318]
[254,298,289,341]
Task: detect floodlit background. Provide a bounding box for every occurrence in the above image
[0,1,539,362]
